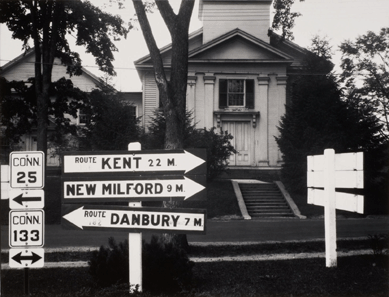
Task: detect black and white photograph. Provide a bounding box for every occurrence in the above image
[0,0,388,296]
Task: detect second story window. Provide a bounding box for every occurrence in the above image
[219,79,255,109]
[78,109,90,125]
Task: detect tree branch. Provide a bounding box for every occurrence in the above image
[155,0,176,34]
[132,0,168,96]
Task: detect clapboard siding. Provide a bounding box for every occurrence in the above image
[143,72,158,129]
[2,54,99,92]
[201,1,271,43]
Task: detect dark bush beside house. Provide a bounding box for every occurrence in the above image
[89,236,194,294]
[141,109,236,181]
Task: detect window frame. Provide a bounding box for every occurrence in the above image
[219,78,255,110]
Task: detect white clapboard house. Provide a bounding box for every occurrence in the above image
[135,0,310,172]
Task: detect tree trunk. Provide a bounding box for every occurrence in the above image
[133,0,194,249]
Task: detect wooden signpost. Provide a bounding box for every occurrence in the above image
[61,144,207,292]
[307,149,364,267]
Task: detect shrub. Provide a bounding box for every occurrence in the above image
[368,234,389,255]
[187,127,236,181]
[143,235,194,294]
[88,236,194,294]
[89,237,129,288]
[141,109,236,180]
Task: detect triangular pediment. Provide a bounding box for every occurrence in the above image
[190,35,286,61]
[134,28,295,67]
[188,29,294,63]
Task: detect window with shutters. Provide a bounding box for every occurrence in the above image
[219,79,255,109]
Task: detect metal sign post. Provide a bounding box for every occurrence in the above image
[8,151,46,296]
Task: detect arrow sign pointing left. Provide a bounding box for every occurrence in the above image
[62,205,206,234]
[9,189,44,209]
[9,249,44,268]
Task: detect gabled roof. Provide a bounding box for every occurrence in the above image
[188,28,294,63]
[134,27,310,69]
[134,27,204,65]
[1,48,110,90]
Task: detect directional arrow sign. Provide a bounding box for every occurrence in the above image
[9,189,44,209]
[62,176,206,203]
[62,205,206,234]
[62,149,206,175]
[308,188,364,214]
[9,248,44,268]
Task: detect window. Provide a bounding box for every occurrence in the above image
[219,79,254,109]
[129,106,137,122]
[78,109,90,125]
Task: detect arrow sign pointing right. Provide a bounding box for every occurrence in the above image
[62,176,206,203]
[63,149,206,175]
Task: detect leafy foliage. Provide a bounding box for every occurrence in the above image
[271,0,304,40]
[340,27,389,140]
[276,36,386,197]
[368,234,389,255]
[79,89,141,151]
[143,235,194,294]
[0,1,129,76]
[141,109,236,180]
[89,237,129,288]
[188,128,236,181]
[88,236,194,294]
[0,77,86,153]
[0,0,129,154]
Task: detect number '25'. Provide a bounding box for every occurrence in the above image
[16,171,37,184]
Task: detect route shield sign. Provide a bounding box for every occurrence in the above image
[62,205,206,234]
[10,151,45,189]
[9,210,45,248]
[9,248,44,268]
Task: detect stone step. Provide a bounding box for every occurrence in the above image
[251,213,295,218]
[244,197,285,201]
[239,182,294,218]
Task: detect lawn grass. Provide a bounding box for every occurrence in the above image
[0,238,380,264]
[1,254,388,296]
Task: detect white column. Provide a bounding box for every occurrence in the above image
[276,75,288,165]
[203,75,216,129]
[196,73,205,128]
[267,73,279,166]
[257,75,270,166]
[187,74,197,125]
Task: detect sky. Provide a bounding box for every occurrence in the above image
[0,0,388,92]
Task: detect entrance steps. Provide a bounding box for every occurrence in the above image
[231,180,305,219]
[239,183,294,218]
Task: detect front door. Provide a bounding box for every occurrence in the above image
[222,121,251,166]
